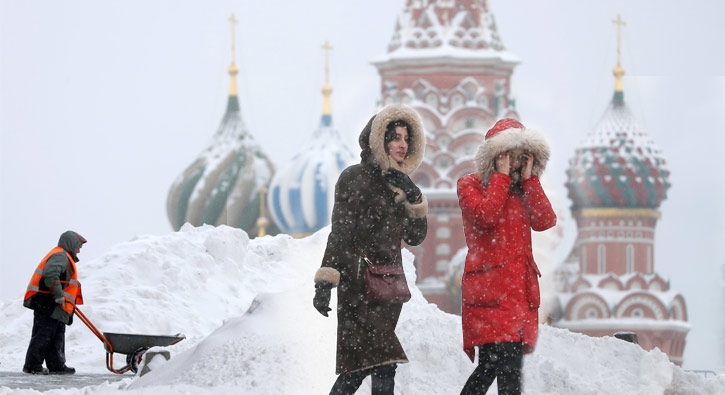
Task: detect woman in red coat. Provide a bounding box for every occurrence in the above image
[457,118,556,395]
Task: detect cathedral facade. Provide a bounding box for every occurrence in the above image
[165,1,688,365]
[370,0,526,313]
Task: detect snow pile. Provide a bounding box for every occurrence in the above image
[1,225,724,394]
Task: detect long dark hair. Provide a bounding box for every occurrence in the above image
[384,120,412,144]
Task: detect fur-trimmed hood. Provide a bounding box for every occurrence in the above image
[474,118,550,186]
[358,104,426,175]
[357,104,428,217]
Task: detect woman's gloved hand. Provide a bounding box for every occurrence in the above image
[384,169,421,203]
[313,281,332,317]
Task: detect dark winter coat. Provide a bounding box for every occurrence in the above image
[457,121,556,361]
[23,230,87,325]
[314,104,428,374]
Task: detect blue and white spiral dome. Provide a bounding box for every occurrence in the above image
[268,113,355,236]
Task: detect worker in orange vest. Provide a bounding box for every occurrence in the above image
[22,230,86,375]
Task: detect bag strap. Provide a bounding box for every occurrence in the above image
[356,246,373,266]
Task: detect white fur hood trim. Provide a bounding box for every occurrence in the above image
[474,126,550,185]
[368,104,426,175]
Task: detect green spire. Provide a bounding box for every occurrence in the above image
[612,14,626,104]
[226,13,240,113]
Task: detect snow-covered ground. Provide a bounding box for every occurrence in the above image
[1,225,723,394]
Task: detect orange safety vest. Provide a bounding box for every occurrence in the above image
[24,246,83,314]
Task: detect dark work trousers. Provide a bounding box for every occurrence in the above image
[460,342,523,395]
[24,310,66,370]
[329,363,397,395]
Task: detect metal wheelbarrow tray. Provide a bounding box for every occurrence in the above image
[75,307,185,374]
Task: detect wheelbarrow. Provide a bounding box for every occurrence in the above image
[75,307,185,374]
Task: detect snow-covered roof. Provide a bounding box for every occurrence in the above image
[373,0,520,65]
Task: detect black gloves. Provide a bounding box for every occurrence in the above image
[384,169,421,204]
[313,281,332,317]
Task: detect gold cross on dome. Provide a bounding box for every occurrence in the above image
[612,14,627,66]
[228,13,238,63]
[321,41,333,85]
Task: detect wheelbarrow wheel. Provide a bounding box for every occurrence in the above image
[126,347,149,373]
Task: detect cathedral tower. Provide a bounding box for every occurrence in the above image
[372,0,524,312]
[267,41,355,237]
[553,16,689,366]
[166,15,278,237]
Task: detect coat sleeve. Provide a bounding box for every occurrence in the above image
[521,175,557,231]
[315,168,360,287]
[42,252,68,300]
[457,172,511,230]
[402,214,427,246]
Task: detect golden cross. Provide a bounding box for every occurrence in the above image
[612,14,626,66]
[228,13,238,63]
[321,41,333,85]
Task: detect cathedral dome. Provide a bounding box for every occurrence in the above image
[267,119,354,236]
[565,70,670,210]
[267,42,355,236]
[387,0,511,55]
[166,60,278,237]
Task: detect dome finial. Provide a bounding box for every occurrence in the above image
[320,41,333,126]
[612,14,627,102]
[227,14,239,97]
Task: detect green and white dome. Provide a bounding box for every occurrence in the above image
[167,62,278,236]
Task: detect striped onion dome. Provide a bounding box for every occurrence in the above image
[166,62,279,236]
[267,50,355,237]
[565,61,670,210]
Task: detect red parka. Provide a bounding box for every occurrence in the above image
[457,118,556,361]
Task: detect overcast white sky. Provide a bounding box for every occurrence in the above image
[1,0,724,371]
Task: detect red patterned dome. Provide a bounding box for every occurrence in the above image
[565,94,670,210]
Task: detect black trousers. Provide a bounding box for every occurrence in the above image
[24,310,66,371]
[460,342,523,395]
[329,363,397,395]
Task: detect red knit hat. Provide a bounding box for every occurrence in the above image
[485,118,524,140]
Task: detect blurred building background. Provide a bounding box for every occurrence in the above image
[164,0,688,366]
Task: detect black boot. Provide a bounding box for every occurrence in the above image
[49,365,76,375]
[22,366,49,375]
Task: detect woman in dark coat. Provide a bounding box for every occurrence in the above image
[313,104,428,395]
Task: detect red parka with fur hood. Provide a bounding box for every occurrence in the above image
[457,119,556,361]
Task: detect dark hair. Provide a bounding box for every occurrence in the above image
[384,120,412,144]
